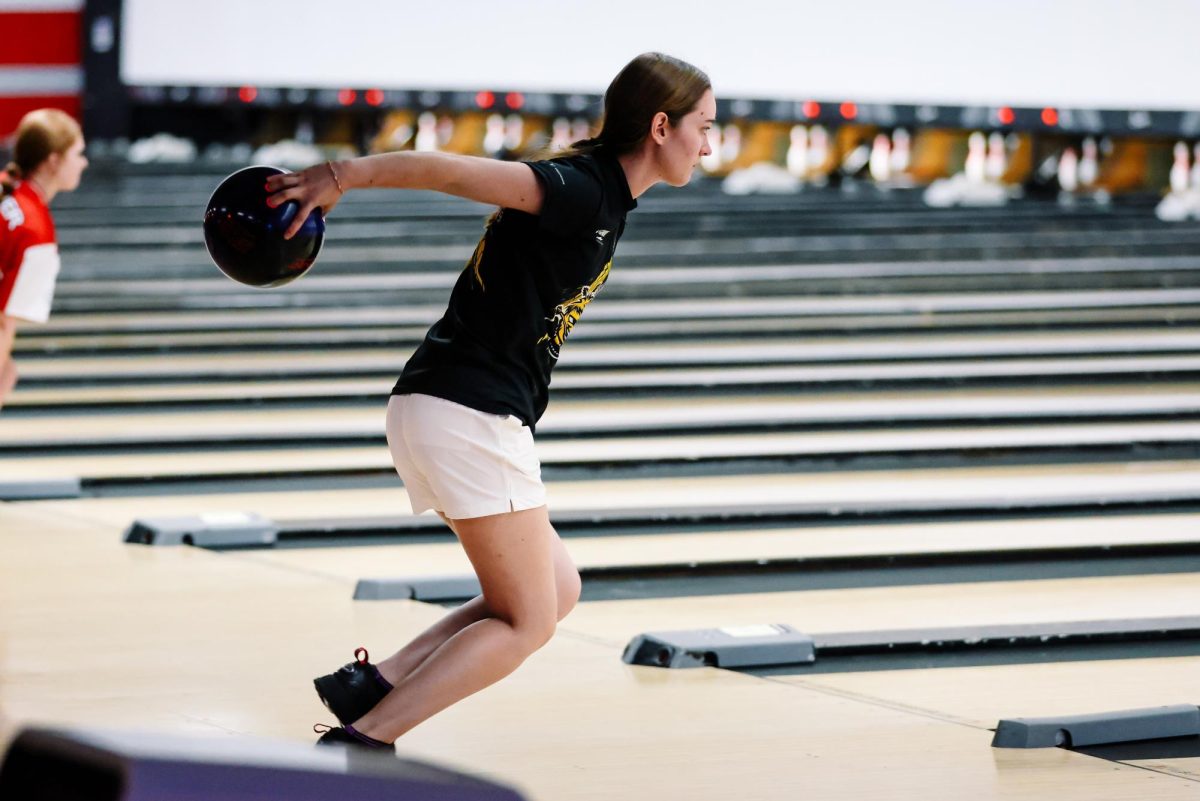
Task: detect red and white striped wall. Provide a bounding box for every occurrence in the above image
[0,1,84,137]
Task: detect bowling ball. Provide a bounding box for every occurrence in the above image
[203,165,324,288]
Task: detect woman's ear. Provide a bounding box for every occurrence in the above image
[41,151,64,178]
[650,111,670,144]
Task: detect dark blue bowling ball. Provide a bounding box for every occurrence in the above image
[203,165,325,288]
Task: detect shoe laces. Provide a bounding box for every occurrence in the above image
[335,647,372,677]
[313,723,335,735]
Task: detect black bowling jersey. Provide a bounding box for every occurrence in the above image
[392,148,637,429]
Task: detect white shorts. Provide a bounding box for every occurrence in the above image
[386,393,546,520]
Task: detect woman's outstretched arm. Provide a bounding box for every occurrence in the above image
[265,152,545,239]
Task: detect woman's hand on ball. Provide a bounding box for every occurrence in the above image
[265,164,342,239]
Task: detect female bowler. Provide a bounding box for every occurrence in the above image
[267,52,715,751]
[0,109,88,409]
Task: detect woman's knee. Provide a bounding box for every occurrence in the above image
[500,605,558,653]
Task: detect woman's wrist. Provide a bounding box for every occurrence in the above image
[325,160,345,195]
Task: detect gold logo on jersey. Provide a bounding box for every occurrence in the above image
[539,260,611,360]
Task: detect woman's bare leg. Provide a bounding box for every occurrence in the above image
[353,505,576,742]
[0,316,17,409]
[374,512,580,686]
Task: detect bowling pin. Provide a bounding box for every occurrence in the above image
[808,125,829,175]
[1170,141,1191,194]
[1058,147,1079,193]
[890,128,911,176]
[787,125,809,178]
[436,115,455,149]
[985,132,1006,183]
[483,114,506,156]
[415,111,438,152]
[868,133,891,183]
[550,117,572,151]
[570,118,591,143]
[503,114,524,153]
[1078,137,1099,188]
[965,131,986,184]
[720,124,742,165]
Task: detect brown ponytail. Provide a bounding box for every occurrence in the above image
[539,52,711,162]
[0,162,20,197]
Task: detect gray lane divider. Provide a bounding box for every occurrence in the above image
[123,513,278,547]
[354,576,482,602]
[992,705,1200,749]
[624,617,1200,671]
[345,545,1200,606]
[624,626,815,669]
[0,479,82,501]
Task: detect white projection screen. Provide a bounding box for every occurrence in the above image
[121,0,1200,111]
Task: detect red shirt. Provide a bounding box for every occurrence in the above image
[0,181,60,323]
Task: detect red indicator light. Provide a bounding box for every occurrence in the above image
[1041,107,1059,126]
[802,100,820,119]
[337,89,357,106]
[475,91,495,109]
[840,102,858,120]
[238,86,257,103]
[365,89,384,106]
[505,92,525,110]
[998,106,1015,125]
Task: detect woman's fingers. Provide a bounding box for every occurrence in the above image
[265,176,299,211]
[264,164,338,239]
[284,204,317,240]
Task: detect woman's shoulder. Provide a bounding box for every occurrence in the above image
[1,183,55,242]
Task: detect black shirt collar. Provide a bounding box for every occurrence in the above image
[595,147,637,212]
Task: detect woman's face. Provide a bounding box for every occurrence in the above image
[47,137,89,193]
[658,88,716,186]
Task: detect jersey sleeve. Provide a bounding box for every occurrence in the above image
[524,158,604,235]
[0,226,60,324]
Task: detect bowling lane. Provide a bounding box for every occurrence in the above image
[24,459,1200,534]
[24,304,1200,339]
[5,421,1200,484]
[37,287,1200,323]
[16,330,1200,380]
[6,377,392,407]
[4,504,1179,800]
[795,657,1200,782]
[233,513,1200,584]
[3,386,1198,446]
[796,657,1200,733]
[10,358,1200,411]
[555,572,1200,648]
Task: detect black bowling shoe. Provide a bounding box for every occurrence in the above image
[313,647,393,725]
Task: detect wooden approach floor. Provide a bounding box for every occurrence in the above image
[3,498,1200,799]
